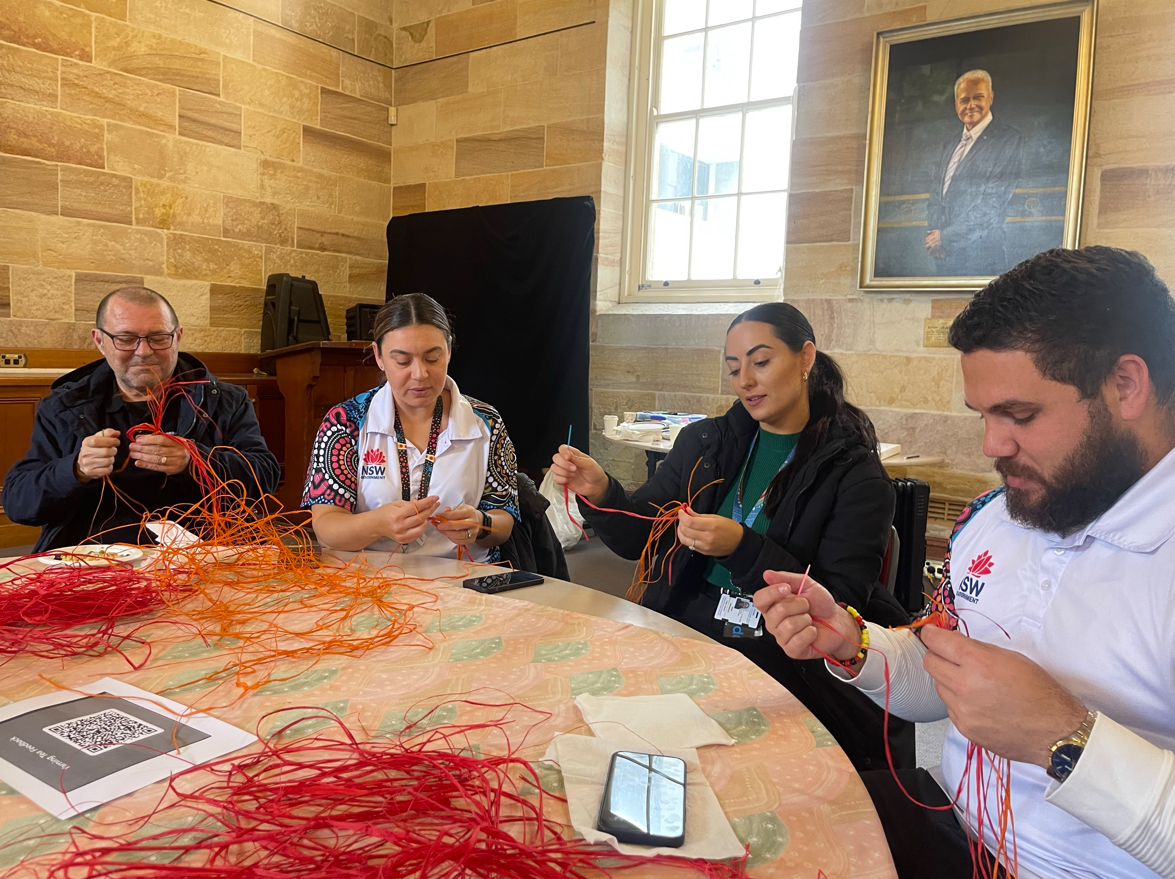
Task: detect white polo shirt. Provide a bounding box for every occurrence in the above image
[303,374,519,561]
[846,446,1175,879]
[356,378,495,560]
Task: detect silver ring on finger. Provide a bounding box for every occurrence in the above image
[465,529,472,539]
[161,456,167,465]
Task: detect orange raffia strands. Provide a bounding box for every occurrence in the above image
[0,374,455,700]
[568,459,719,605]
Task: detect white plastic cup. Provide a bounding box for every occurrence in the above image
[667,424,683,444]
[603,415,618,436]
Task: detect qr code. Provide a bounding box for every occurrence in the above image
[43,709,164,756]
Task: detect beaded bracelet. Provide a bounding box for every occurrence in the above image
[837,603,869,668]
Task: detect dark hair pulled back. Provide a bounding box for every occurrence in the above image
[948,246,1175,409]
[728,303,879,517]
[372,293,455,350]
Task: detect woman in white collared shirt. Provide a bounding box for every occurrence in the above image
[302,294,518,560]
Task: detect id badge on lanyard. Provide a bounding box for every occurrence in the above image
[714,435,794,638]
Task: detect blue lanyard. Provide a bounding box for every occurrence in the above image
[731,433,795,529]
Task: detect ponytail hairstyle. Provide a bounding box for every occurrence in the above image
[727,303,879,517]
[371,293,455,351]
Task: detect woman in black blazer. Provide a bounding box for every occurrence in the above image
[551,303,913,770]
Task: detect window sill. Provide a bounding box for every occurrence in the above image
[599,301,772,316]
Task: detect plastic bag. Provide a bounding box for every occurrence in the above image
[540,469,586,550]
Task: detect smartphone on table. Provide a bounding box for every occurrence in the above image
[462,570,545,594]
[596,750,686,847]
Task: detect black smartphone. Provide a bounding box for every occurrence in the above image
[596,751,686,847]
[462,570,545,594]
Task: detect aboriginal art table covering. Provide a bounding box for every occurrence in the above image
[0,559,898,879]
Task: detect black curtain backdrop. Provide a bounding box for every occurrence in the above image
[386,196,594,472]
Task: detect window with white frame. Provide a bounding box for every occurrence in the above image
[624,0,803,301]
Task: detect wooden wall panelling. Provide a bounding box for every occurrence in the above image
[261,341,383,511]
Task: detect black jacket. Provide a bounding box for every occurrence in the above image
[3,354,281,551]
[580,402,915,771]
[581,401,907,626]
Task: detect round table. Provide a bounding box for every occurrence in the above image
[0,553,897,878]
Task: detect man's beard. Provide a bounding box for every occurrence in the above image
[997,398,1148,535]
[116,359,167,392]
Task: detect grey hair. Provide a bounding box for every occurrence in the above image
[954,69,993,97]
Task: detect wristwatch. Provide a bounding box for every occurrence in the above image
[1047,710,1097,782]
[476,511,492,541]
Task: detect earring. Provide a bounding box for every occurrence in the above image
[802,372,808,381]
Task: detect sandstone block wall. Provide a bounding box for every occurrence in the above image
[387,0,631,309]
[0,0,395,352]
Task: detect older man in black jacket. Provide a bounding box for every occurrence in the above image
[3,286,280,552]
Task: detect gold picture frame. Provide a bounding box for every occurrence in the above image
[858,1,1097,290]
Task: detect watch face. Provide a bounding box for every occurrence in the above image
[1050,742,1083,780]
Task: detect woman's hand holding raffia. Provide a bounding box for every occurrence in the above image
[675,509,744,557]
[549,445,609,505]
[433,503,482,545]
[378,496,440,545]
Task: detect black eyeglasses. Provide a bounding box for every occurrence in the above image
[97,328,177,351]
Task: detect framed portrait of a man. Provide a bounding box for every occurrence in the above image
[858,1,1096,290]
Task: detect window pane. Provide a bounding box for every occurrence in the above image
[652,119,696,199]
[659,32,704,112]
[703,23,751,108]
[750,11,801,101]
[663,0,705,35]
[708,0,753,26]
[695,113,741,196]
[743,104,792,192]
[756,0,802,14]
[648,200,692,280]
[690,197,737,279]
[737,193,787,279]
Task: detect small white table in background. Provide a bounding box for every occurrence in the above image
[604,427,943,480]
[602,431,673,479]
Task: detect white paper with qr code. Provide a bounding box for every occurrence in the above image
[0,678,255,818]
[714,593,762,627]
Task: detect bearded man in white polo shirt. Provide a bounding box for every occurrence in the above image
[755,246,1175,879]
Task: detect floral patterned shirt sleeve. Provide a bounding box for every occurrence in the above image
[301,389,378,511]
[467,398,520,523]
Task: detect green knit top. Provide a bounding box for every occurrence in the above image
[703,428,799,592]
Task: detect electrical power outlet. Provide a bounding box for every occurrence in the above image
[0,352,27,367]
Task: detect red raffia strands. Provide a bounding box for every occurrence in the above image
[795,569,1017,879]
[0,559,182,666]
[565,460,719,605]
[5,704,749,879]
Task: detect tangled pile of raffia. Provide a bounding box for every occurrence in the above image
[0,374,460,699]
[3,703,749,879]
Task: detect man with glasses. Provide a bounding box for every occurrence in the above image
[3,286,280,551]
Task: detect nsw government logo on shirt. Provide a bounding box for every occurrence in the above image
[957,550,993,604]
[360,447,387,480]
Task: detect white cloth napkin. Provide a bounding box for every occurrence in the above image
[573,693,736,751]
[542,734,745,860]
